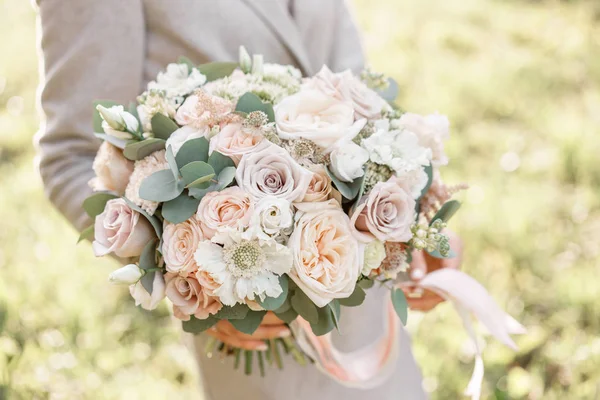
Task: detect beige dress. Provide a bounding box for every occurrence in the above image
[35,1,426,398]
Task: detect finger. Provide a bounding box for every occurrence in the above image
[262,311,286,326]
[407,296,444,312]
[218,320,290,340]
[409,250,428,281]
[206,328,268,351]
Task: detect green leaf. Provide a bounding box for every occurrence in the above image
[391,288,408,325]
[420,164,434,199]
[151,113,179,140]
[230,311,267,335]
[180,161,215,187]
[328,300,341,331]
[182,316,218,334]
[162,194,201,224]
[175,137,210,169]
[273,296,291,314]
[178,56,196,71]
[258,275,289,311]
[215,304,249,320]
[208,151,235,174]
[83,193,117,218]
[198,61,239,82]
[187,166,237,199]
[310,306,335,336]
[291,290,319,324]
[93,100,119,133]
[338,284,366,307]
[139,169,184,202]
[430,200,461,225]
[122,198,163,238]
[123,138,166,161]
[275,307,298,324]
[235,92,275,122]
[165,145,179,178]
[140,271,156,295]
[77,224,95,243]
[139,240,158,271]
[358,279,375,290]
[326,168,363,200]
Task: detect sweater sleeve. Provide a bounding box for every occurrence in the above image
[329,0,366,73]
[34,0,145,231]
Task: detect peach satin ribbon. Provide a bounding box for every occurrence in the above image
[291,269,525,399]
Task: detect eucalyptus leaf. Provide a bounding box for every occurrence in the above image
[235,92,275,122]
[123,138,166,161]
[139,169,184,202]
[182,316,218,334]
[198,61,239,82]
[215,304,249,320]
[165,146,179,178]
[273,296,291,314]
[83,193,117,218]
[358,279,375,290]
[230,311,267,335]
[151,113,179,140]
[310,306,335,336]
[338,285,366,307]
[93,100,119,133]
[187,166,236,199]
[430,200,461,225]
[208,151,235,174]
[162,194,201,224]
[122,198,163,238]
[275,307,298,324]
[420,164,434,199]
[178,56,196,71]
[258,275,289,311]
[326,168,363,200]
[391,288,408,325]
[216,166,236,188]
[77,224,95,243]
[328,300,341,331]
[140,270,156,295]
[175,137,210,168]
[180,161,215,187]
[291,290,319,324]
[139,240,158,271]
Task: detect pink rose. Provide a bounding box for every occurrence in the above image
[175,90,235,129]
[89,141,134,195]
[196,187,254,237]
[306,66,386,120]
[350,178,416,243]
[236,143,313,202]
[288,200,362,307]
[301,164,342,204]
[92,198,155,258]
[165,272,222,321]
[209,123,269,165]
[162,218,208,274]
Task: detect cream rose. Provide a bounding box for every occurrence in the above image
[129,272,166,311]
[301,164,341,204]
[288,200,362,307]
[175,90,235,129]
[329,140,369,183]
[209,123,269,165]
[307,66,386,120]
[162,218,208,274]
[350,178,416,243]
[89,141,134,195]
[92,198,155,258]
[165,272,222,321]
[249,196,294,242]
[196,187,254,237]
[274,88,365,150]
[236,143,312,202]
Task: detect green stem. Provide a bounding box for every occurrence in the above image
[203,337,217,358]
[271,339,283,370]
[233,348,241,369]
[257,351,265,377]
[282,337,307,366]
[244,350,253,375]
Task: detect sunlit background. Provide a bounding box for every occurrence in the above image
[1,0,599,398]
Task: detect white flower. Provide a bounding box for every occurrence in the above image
[129,272,166,311]
[249,196,294,242]
[96,105,139,139]
[137,91,178,132]
[109,264,143,285]
[392,112,450,167]
[362,240,386,276]
[166,125,209,156]
[274,88,366,150]
[195,231,292,306]
[361,120,432,196]
[147,63,206,100]
[329,140,369,182]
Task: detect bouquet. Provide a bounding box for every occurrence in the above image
[80,47,523,397]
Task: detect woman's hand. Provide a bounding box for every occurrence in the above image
[403,231,463,312]
[206,311,290,351]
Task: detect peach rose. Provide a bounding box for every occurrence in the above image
[301,164,342,204]
[175,90,235,129]
[209,123,269,165]
[165,272,222,321]
[89,141,134,195]
[196,187,254,237]
[162,218,208,274]
[125,150,168,215]
[288,200,362,307]
[92,198,155,258]
[351,178,416,243]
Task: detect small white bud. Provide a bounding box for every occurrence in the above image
[109,264,144,285]
[251,54,264,76]
[239,46,252,73]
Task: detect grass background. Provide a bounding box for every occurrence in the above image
[1,0,599,398]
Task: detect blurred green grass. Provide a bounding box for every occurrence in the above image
[1,0,599,398]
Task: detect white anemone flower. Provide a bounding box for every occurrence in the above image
[194,230,292,306]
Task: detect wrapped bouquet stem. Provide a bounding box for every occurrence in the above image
[79,46,524,398]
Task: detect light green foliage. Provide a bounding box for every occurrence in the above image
[0,0,599,398]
